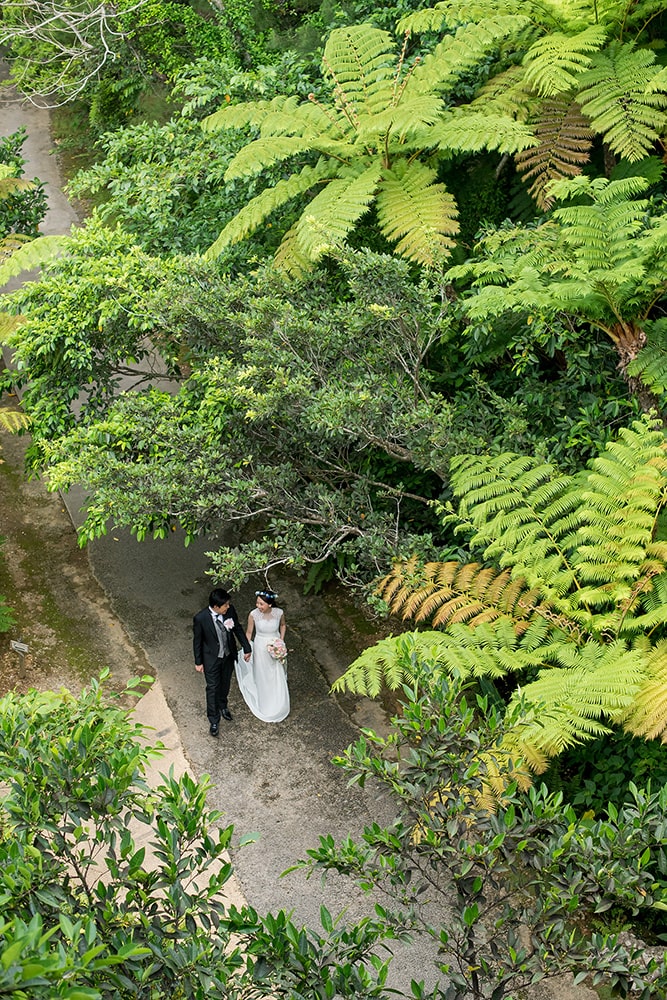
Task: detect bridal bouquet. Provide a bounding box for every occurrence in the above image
[266,638,288,663]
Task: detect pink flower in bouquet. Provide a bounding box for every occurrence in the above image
[223,618,235,630]
[266,638,287,662]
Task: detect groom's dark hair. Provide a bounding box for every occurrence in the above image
[209,588,231,607]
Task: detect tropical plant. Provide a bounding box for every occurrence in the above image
[446,170,667,408]
[401,0,667,207]
[303,666,667,1000]
[202,22,536,274]
[0,674,399,998]
[336,417,667,771]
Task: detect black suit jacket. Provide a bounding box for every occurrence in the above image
[193,604,251,668]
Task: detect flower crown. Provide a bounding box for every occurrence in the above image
[255,589,278,600]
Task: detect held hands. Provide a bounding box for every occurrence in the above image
[244,652,251,661]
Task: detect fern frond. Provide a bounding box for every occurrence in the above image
[0,313,26,341]
[322,25,396,116]
[431,111,538,155]
[627,319,667,396]
[356,97,445,144]
[203,94,302,133]
[292,163,382,259]
[0,408,29,431]
[332,631,437,696]
[271,223,314,279]
[577,43,667,162]
[224,137,318,182]
[0,235,66,285]
[375,160,459,266]
[522,26,608,97]
[408,17,531,97]
[622,641,667,740]
[515,98,593,208]
[204,158,340,258]
[0,176,34,197]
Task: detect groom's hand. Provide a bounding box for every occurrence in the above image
[195,663,203,672]
[244,653,251,661]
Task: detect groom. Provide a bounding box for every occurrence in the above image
[193,588,251,736]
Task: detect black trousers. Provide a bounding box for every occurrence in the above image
[204,653,235,723]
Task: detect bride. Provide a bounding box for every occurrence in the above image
[235,590,290,723]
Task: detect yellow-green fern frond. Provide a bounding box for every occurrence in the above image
[0,235,66,286]
[204,159,340,258]
[293,163,382,259]
[321,25,397,116]
[375,160,458,267]
[332,631,436,696]
[0,313,26,340]
[515,98,593,208]
[627,319,667,396]
[0,408,29,431]
[431,111,537,155]
[409,17,531,98]
[224,137,319,182]
[202,94,301,133]
[271,223,314,279]
[522,26,607,97]
[621,641,667,740]
[577,43,667,162]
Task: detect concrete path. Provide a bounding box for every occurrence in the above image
[0,80,598,999]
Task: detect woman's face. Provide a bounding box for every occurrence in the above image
[256,596,272,613]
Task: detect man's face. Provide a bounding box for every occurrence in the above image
[213,602,230,615]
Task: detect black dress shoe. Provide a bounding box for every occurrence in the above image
[220,707,233,721]
[209,723,219,737]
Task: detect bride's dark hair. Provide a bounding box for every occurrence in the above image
[255,590,277,606]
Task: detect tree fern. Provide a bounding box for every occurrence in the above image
[336,417,667,769]
[203,21,536,272]
[401,0,667,210]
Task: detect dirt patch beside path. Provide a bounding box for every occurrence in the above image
[0,402,152,697]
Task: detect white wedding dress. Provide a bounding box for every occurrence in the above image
[235,607,290,723]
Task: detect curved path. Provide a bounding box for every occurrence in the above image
[0,77,592,1000]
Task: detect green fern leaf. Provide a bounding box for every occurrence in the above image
[293,163,382,259]
[0,408,29,431]
[0,235,66,285]
[627,319,667,395]
[522,26,608,97]
[224,137,318,182]
[409,17,532,97]
[431,112,537,154]
[375,160,459,266]
[322,25,396,116]
[204,159,340,258]
[202,95,301,133]
[577,42,667,161]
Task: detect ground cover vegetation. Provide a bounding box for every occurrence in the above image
[3,0,667,992]
[2,673,667,1000]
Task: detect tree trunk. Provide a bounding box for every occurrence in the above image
[613,321,664,415]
